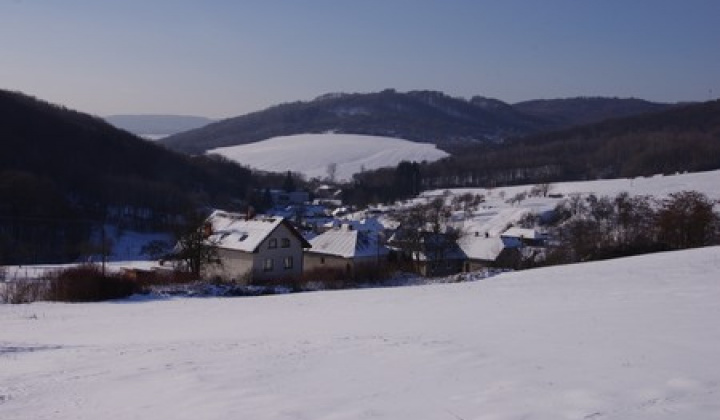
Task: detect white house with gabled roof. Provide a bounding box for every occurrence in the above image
[203,210,310,283]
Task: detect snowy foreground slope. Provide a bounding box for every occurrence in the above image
[207,133,449,181]
[2,247,720,420]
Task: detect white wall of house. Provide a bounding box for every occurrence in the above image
[208,222,305,284]
[206,248,255,282]
[304,253,385,274]
[304,253,353,274]
[251,223,305,282]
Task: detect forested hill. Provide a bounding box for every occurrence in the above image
[343,100,720,204]
[160,90,672,155]
[160,90,546,154]
[422,99,720,188]
[0,89,253,263]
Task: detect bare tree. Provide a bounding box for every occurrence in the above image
[531,183,553,197]
[389,198,461,275]
[171,213,221,277]
[657,191,718,249]
[326,162,338,183]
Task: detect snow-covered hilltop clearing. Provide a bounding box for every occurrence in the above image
[428,169,720,201]
[207,133,449,181]
[2,246,720,419]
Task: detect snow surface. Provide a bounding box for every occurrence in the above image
[207,133,449,181]
[2,247,720,419]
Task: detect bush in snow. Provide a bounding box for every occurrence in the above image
[0,278,46,304]
[45,264,139,302]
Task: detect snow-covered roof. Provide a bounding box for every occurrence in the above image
[206,210,305,252]
[501,227,544,240]
[322,217,385,233]
[308,225,388,259]
[458,235,507,261]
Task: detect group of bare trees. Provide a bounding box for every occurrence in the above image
[548,190,719,263]
[388,197,461,274]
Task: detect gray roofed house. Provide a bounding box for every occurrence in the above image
[458,231,522,272]
[304,223,389,275]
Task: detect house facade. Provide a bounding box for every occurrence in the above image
[304,223,389,276]
[203,210,310,283]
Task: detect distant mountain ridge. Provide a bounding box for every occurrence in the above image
[160,90,673,155]
[105,114,214,137]
[513,97,671,128]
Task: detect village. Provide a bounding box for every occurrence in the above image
[164,181,550,289]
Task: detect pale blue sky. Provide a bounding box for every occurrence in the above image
[2,0,719,118]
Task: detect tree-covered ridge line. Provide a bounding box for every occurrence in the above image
[160,90,672,154]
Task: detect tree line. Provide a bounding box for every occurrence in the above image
[542,190,719,265]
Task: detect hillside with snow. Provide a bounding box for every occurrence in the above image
[429,169,720,200]
[207,133,449,181]
[389,169,720,239]
[2,247,720,419]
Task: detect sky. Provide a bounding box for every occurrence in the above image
[2,0,719,118]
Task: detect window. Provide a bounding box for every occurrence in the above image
[263,258,274,272]
[284,256,293,270]
[281,238,291,248]
[268,238,277,249]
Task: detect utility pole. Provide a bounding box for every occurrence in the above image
[101,224,106,276]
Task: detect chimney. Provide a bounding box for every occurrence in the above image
[246,205,256,220]
[202,222,213,238]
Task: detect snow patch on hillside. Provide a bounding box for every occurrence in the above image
[428,169,720,201]
[207,133,449,181]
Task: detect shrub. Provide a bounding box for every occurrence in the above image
[0,278,46,304]
[657,191,719,249]
[45,264,139,302]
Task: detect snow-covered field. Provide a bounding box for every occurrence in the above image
[207,133,449,181]
[2,247,720,419]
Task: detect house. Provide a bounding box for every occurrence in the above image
[458,232,522,272]
[500,227,547,247]
[304,223,389,275]
[203,210,311,283]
